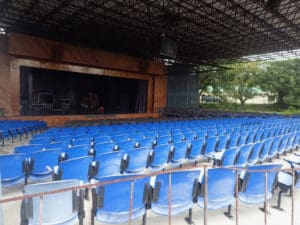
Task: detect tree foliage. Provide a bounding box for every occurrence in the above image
[198,58,300,108]
[258,58,300,107]
[199,61,263,105]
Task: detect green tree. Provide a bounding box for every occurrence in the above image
[258,59,299,107]
[226,62,263,106]
[198,66,235,103]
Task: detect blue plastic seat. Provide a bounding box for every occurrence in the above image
[29,137,52,145]
[213,147,240,167]
[268,136,282,160]
[286,133,296,152]
[216,135,229,152]
[238,131,248,146]
[94,136,112,144]
[155,135,172,146]
[152,169,201,217]
[283,157,300,189]
[197,168,236,218]
[15,144,43,154]
[0,154,26,187]
[137,137,155,149]
[196,131,207,139]
[246,130,256,144]
[248,142,263,165]
[53,135,72,143]
[94,142,118,156]
[169,141,190,166]
[254,129,264,142]
[235,144,253,167]
[63,145,93,160]
[227,133,240,148]
[72,138,93,147]
[121,148,151,174]
[259,139,273,162]
[45,141,70,150]
[293,132,300,150]
[23,179,84,225]
[112,134,130,142]
[27,149,63,181]
[262,129,271,139]
[207,130,217,137]
[184,132,197,141]
[94,152,124,179]
[172,134,186,143]
[186,139,206,163]
[91,175,151,225]
[239,164,282,206]
[116,140,139,151]
[148,144,171,171]
[277,135,289,155]
[203,136,218,157]
[55,156,94,183]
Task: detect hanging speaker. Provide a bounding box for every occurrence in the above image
[160,35,177,58]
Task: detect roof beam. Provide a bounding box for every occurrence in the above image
[38,0,72,24]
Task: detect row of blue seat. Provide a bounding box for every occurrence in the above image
[26,124,299,149]
[2,129,299,188]
[0,120,47,145]
[21,164,291,225]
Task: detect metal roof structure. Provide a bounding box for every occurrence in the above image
[0,0,299,64]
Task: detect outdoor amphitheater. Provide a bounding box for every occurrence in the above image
[0,1,299,225]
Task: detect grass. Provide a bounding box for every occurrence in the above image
[200,103,300,115]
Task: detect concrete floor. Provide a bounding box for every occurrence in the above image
[0,137,299,225]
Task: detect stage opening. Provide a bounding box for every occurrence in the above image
[20,66,148,115]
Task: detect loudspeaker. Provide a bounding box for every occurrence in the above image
[160,36,177,58]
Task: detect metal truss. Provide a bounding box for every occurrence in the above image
[0,0,299,64]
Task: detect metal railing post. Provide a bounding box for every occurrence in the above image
[168,172,172,225]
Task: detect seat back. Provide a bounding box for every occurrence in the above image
[93,175,150,223]
[278,135,289,154]
[24,179,83,225]
[227,133,240,148]
[246,131,256,144]
[94,142,118,156]
[203,136,218,155]
[220,148,240,167]
[117,140,138,152]
[29,149,63,179]
[0,154,25,187]
[15,144,43,154]
[59,156,94,183]
[64,145,92,160]
[188,139,205,159]
[45,141,70,150]
[216,135,229,152]
[259,138,273,162]
[170,141,190,164]
[29,137,52,145]
[152,169,201,215]
[149,144,171,170]
[239,164,282,204]
[121,148,151,174]
[268,136,282,158]
[235,144,253,167]
[238,131,249,146]
[254,129,264,142]
[94,151,124,178]
[198,168,235,209]
[286,133,296,151]
[137,137,155,149]
[248,142,263,165]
